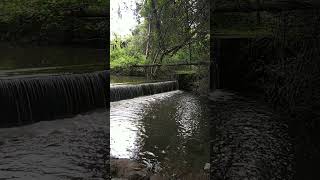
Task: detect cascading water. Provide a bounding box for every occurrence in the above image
[0,71,108,127]
[110,81,179,102]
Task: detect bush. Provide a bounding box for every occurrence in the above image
[110,36,146,70]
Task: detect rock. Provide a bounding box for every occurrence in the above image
[204,163,210,172]
[150,174,164,180]
[128,170,149,180]
[111,158,149,179]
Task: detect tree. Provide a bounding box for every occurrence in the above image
[0,0,108,45]
[137,0,210,77]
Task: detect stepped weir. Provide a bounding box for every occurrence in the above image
[0,71,108,127]
[0,71,179,127]
[110,81,179,102]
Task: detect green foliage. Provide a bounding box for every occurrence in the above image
[138,0,210,65]
[110,35,146,69]
[0,0,108,44]
[110,0,209,76]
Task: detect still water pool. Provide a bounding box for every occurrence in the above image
[0,45,106,78]
[110,75,164,85]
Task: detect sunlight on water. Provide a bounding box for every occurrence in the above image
[110,90,210,175]
[110,91,178,158]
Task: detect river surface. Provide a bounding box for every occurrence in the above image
[110,75,161,85]
[209,90,293,179]
[110,90,210,177]
[111,75,147,85]
[0,45,106,78]
[0,82,210,179]
[0,109,108,179]
[0,45,108,179]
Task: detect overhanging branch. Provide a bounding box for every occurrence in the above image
[213,0,320,13]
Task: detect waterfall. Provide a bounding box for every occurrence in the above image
[0,71,108,128]
[110,81,178,102]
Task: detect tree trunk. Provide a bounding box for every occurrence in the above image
[145,17,151,58]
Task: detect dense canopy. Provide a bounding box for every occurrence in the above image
[111,0,210,76]
[0,0,108,46]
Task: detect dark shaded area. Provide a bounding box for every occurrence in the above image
[211,38,320,179]
[209,90,293,180]
[213,0,320,13]
[212,37,320,179]
[1,17,107,49]
[0,1,108,48]
[211,2,320,179]
[0,110,109,179]
[0,1,109,179]
[218,38,259,92]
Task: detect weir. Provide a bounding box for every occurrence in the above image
[0,71,108,128]
[110,81,178,102]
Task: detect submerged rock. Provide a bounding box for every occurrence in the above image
[111,158,149,179]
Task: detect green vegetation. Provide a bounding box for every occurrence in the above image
[0,0,108,46]
[110,33,146,70]
[111,0,210,77]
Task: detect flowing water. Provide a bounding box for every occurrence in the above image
[0,71,108,127]
[0,45,109,179]
[110,81,178,102]
[110,90,210,178]
[0,45,107,127]
[0,42,209,180]
[0,109,108,179]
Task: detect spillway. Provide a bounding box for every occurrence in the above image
[0,71,108,127]
[110,81,179,102]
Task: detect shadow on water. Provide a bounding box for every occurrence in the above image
[111,91,210,178]
[209,90,294,179]
[0,45,109,179]
[0,45,107,77]
[0,45,106,69]
[0,109,109,179]
[0,71,108,127]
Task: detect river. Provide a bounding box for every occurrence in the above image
[0,109,108,179]
[0,45,106,78]
[0,44,295,179]
[110,77,210,179]
[0,46,108,179]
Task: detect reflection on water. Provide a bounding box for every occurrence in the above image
[0,45,108,178]
[0,46,105,69]
[0,46,106,77]
[110,75,152,85]
[110,90,210,175]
